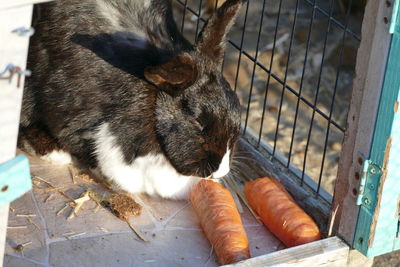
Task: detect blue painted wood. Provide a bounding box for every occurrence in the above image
[0,155,31,204]
[390,0,400,34]
[392,100,400,250]
[353,15,400,256]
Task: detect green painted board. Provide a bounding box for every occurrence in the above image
[353,21,400,257]
[0,155,31,205]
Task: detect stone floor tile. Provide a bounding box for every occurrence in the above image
[29,165,155,240]
[30,165,80,189]
[138,194,190,223]
[5,153,285,267]
[245,225,283,258]
[49,230,218,267]
[238,200,263,227]
[7,191,47,263]
[16,150,49,167]
[163,202,201,230]
[3,254,44,267]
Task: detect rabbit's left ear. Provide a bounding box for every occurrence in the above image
[144,53,198,96]
[196,0,246,65]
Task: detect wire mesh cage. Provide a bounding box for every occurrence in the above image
[173,0,364,205]
[3,1,400,265]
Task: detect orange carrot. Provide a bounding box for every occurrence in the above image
[190,180,250,265]
[244,177,321,247]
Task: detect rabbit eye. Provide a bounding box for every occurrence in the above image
[181,99,195,116]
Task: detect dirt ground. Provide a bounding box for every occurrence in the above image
[374,251,400,267]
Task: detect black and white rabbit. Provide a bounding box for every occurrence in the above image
[20,0,245,199]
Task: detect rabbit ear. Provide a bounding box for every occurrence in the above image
[196,0,246,65]
[144,53,198,96]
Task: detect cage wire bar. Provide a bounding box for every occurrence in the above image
[174,0,362,203]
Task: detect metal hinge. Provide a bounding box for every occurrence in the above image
[390,0,400,34]
[357,160,381,206]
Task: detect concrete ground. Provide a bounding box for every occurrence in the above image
[4,152,283,267]
[4,153,399,267]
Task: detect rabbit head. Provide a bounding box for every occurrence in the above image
[144,0,245,179]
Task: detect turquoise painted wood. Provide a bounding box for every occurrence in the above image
[390,0,400,34]
[353,3,400,256]
[0,155,31,204]
[392,94,400,252]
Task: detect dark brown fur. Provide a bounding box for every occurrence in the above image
[20,0,246,178]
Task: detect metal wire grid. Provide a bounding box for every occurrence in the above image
[174,0,362,202]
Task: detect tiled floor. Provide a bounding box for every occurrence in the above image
[4,152,283,267]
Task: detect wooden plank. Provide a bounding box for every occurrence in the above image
[223,237,349,267]
[235,139,330,232]
[0,0,53,10]
[329,0,393,245]
[347,249,373,267]
[0,5,34,163]
[0,5,34,267]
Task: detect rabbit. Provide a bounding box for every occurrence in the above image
[19,0,246,199]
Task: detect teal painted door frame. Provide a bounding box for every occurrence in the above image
[353,0,400,257]
[0,155,31,205]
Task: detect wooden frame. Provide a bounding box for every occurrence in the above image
[0,0,398,265]
[352,0,400,256]
[328,0,393,247]
[224,237,348,267]
[0,2,40,266]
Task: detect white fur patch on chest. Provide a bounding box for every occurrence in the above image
[94,123,200,199]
